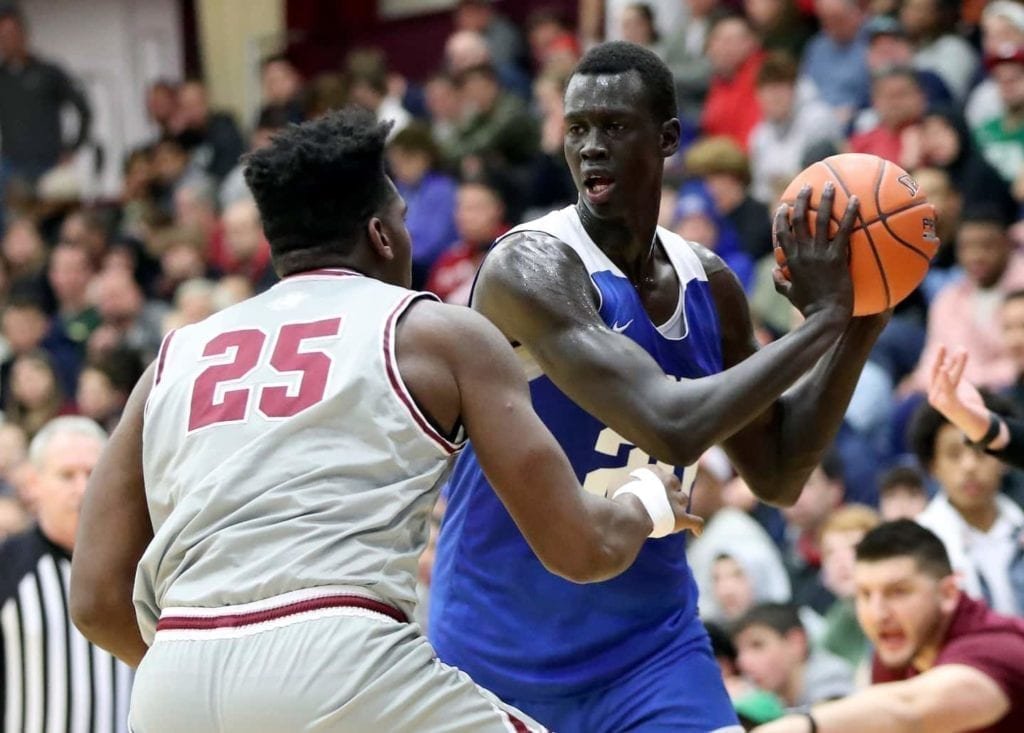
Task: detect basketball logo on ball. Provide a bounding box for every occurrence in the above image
[777,153,939,316]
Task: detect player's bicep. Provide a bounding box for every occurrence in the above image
[899,664,1010,732]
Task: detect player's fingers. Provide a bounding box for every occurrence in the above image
[772,203,792,251]
[815,181,835,243]
[792,185,812,247]
[836,194,860,245]
[772,266,792,297]
[675,511,704,537]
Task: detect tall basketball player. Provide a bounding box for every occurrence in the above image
[67,108,702,733]
[429,42,890,733]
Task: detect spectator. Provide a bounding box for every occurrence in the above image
[88,267,168,362]
[0,417,132,733]
[877,465,930,521]
[60,207,113,268]
[0,6,92,192]
[701,13,766,150]
[919,106,1017,225]
[344,49,412,139]
[618,3,663,55]
[733,602,854,710]
[754,521,1024,733]
[164,277,217,331]
[47,241,100,359]
[745,0,815,59]
[849,66,928,170]
[799,0,869,126]
[148,226,212,302]
[444,29,531,101]
[781,454,846,615]
[857,14,952,126]
[965,1,1024,129]
[2,216,48,293]
[910,166,960,275]
[910,395,1024,616]
[453,0,525,71]
[121,146,158,239]
[219,199,276,293]
[447,64,539,174]
[683,136,773,260]
[144,79,178,140]
[219,105,290,210]
[150,136,213,220]
[974,44,1024,200]
[900,0,979,103]
[0,419,26,497]
[386,123,459,289]
[0,292,77,408]
[424,72,461,147]
[258,53,303,124]
[818,504,880,667]
[661,0,714,129]
[525,8,580,75]
[426,178,508,305]
[529,70,576,212]
[749,51,841,205]
[6,350,72,439]
[710,549,792,625]
[910,210,1024,391]
[170,79,245,182]
[672,182,756,289]
[76,346,144,433]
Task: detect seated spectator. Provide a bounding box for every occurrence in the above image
[447,63,539,176]
[799,0,869,127]
[919,106,1017,225]
[212,274,253,311]
[525,7,580,76]
[745,0,815,59]
[220,199,276,293]
[0,291,78,407]
[754,521,1024,733]
[424,72,460,147]
[163,277,218,332]
[145,79,177,140]
[818,504,881,667]
[148,226,215,302]
[88,267,168,362]
[220,105,290,210]
[710,549,792,626]
[849,66,927,169]
[47,241,100,359]
[856,14,952,127]
[344,49,412,139]
[529,70,576,213]
[910,210,1024,391]
[965,1,1024,129]
[6,351,73,439]
[910,166,960,276]
[76,346,144,433]
[120,146,158,240]
[974,43,1024,201]
[59,207,113,269]
[453,0,525,72]
[170,79,245,182]
[910,395,1024,616]
[258,53,304,125]
[618,3,664,56]
[782,454,846,616]
[749,52,841,205]
[683,137,773,261]
[386,123,459,289]
[734,602,854,710]
[901,0,979,103]
[701,13,766,150]
[877,465,929,521]
[444,29,531,101]
[3,217,49,294]
[426,178,508,305]
[672,182,755,289]
[661,0,714,129]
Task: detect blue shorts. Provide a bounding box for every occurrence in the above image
[501,635,742,733]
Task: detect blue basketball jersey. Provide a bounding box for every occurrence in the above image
[429,206,724,701]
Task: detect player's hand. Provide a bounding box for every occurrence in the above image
[928,346,991,442]
[647,465,704,537]
[772,182,857,323]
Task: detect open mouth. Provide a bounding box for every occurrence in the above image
[583,174,616,203]
[877,629,907,651]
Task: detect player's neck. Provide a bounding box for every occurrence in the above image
[575,201,658,271]
[912,610,957,672]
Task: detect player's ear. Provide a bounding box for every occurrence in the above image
[367,216,395,262]
[660,118,681,158]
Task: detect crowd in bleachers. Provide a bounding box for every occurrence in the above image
[4,0,1024,729]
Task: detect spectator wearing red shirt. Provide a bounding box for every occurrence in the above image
[426,178,508,305]
[701,12,766,150]
[754,520,1024,733]
[849,66,927,170]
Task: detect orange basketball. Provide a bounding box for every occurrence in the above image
[777,153,939,316]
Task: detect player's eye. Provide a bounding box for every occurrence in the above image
[567,124,585,136]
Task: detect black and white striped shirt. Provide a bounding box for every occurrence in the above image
[1,528,131,733]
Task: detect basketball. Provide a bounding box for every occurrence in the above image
[776,153,939,316]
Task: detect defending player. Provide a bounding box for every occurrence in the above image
[428,42,889,733]
[67,108,701,733]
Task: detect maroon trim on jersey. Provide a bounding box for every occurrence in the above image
[154,329,177,386]
[283,267,364,279]
[383,292,462,455]
[156,594,408,631]
[507,714,533,732]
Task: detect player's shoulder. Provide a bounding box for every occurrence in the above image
[682,238,731,278]
[398,297,511,361]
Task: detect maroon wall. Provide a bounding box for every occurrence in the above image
[285,0,577,81]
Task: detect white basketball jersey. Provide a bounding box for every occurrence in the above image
[135,269,463,643]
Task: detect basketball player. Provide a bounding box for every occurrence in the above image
[429,42,890,733]
[67,108,702,733]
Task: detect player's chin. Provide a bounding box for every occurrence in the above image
[577,192,624,218]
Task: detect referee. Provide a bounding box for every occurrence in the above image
[1,417,130,733]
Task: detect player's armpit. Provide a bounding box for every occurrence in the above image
[69,363,154,668]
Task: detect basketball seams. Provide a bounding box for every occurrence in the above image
[825,157,891,310]
[874,204,936,261]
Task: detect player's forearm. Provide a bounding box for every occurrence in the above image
[741,313,887,505]
[70,581,148,667]
[570,493,654,582]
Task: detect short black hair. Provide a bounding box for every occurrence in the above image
[855,520,953,579]
[878,465,927,498]
[571,41,677,124]
[908,390,1019,468]
[243,107,394,276]
[733,602,804,638]
[959,203,1012,230]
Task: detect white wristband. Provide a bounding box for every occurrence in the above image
[611,467,675,538]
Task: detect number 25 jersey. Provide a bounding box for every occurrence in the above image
[429,206,724,700]
[135,270,463,644]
